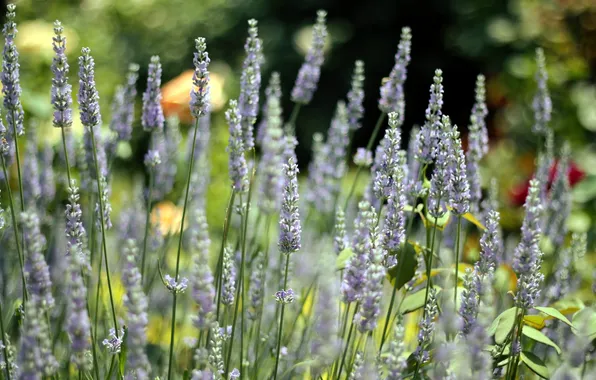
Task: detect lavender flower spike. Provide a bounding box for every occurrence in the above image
[190,37,211,119]
[65,186,92,370]
[512,179,544,309]
[256,72,282,146]
[51,20,73,129]
[221,247,236,306]
[532,48,551,135]
[346,60,365,131]
[190,208,215,330]
[333,207,348,255]
[427,115,452,218]
[385,317,408,379]
[2,4,24,137]
[110,63,139,141]
[226,100,249,193]
[279,156,301,255]
[382,151,407,254]
[544,143,571,246]
[417,69,444,163]
[448,125,470,216]
[354,237,386,333]
[121,239,151,379]
[341,201,377,303]
[238,19,262,150]
[373,111,402,199]
[478,210,502,275]
[379,26,412,121]
[414,288,438,365]
[466,74,488,211]
[142,56,165,132]
[291,10,328,104]
[22,210,54,311]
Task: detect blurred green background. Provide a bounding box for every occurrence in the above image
[5,0,596,239]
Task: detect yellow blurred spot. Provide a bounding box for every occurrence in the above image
[16,20,78,59]
[151,200,185,236]
[161,68,227,124]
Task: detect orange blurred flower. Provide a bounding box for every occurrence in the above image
[150,200,185,236]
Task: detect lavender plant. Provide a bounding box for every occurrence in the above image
[0,6,592,380]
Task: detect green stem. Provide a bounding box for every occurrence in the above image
[343,112,387,210]
[253,215,271,380]
[379,281,398,352]
[422,206,440,320]
[9,113,24,212]
[454,216,462,308]
[0,301,11,380]
[89,126,119,337]
[106,355,115,380]
[60,127,73,185]
[288,103,302,128]
[140,170,154,284]
[273,254,291,380]
[1,156,27,302]
[337,303,358,379]
[215,190,237,320]
[167,117,201,380]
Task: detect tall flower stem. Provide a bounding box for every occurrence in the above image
[1,155,26,301]
[453,216,462,308]
[337,303,359,379]
[89,126,119,337]
[273,254,291,380]
[140,170,154,283]
[253,214,271,380]
[60,127,73,184]
[10,113,24,212]
[167,117,201,380]
[0,301,11,380]
[215,190,237,320]
[288,103,302,128]
[344,112,387,210]
[422,215,439,319]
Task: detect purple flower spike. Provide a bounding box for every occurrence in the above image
[347,60,365,131]
[110,63,139,141]
[238,19,262,150]
[447,125,470,216]
[190,37,211,119]
[417,69,444,164]
[279,156,301,255]
[532,48,551,136]
[291,10,328,105]
[51,20,73,129]
[226,100,249,193]
[379,26,412,121]
[2,4,24,138]
[142,56,165,132]
[466,74,488,211]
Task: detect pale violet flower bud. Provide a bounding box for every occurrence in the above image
[274,289,295,304]
[379,26,412,120]
[102,328,125,354]
[164,274,189,294]
[354,148,373,167]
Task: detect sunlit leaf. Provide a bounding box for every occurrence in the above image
[336,248,354,270]
[572,307,596,337]
[520,351,549,379]
[534,306,573,327]
[489,307,517,344]
[386,242,418,289]
[399,286,441,314]
[523,315,546,329]
[522,325,561,354]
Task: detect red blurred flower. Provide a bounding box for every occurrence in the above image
[509,160,585,206]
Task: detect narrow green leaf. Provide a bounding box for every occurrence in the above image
[336,248,354,270]
[386,242,418,289]
[534,306,573,327]
[522,325,561,354]
[493,307,518,344]
[520,351,549,379]
[572,307,596,337]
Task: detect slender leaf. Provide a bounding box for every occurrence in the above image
[535,306,573,327]
[522,325,561,354]
[490,307,517,344]
[520,351,549,379]
[386,242,418,289]
[336,248,354,270]
[399,286,441,314]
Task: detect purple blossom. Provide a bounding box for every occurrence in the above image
[291,10,328,104]
[65,181,89,269]
[333,207,348,255]
[102,328,124,354]
[341,201,377,303]
[353,148,373,167]
[381,151,407,253]
[544,144,571,246]
[447,126,470,215]
[238,19,262,150]
[346,60,365,131]
[23,142,41,207]
[121,239,151,378]
[110,63,139,141]
[427,116,452,218]
[414,288,438,365]
[379,26,412,120]
[2,4,24,139]
[274,288,296,304]
[354,240,386,333]
[247,253,264,321]
[221,247,236,306]
[22,210,54,311]
[279,156,301,254]
[373,112,402,199]
[226,100,249,193]
[51,20,72,129]
[257,89,284,214]
[512,179,544,309]
[385,318,407,379]
[164,274,188,294]
[532,48,551,135]
[417,69,444,163]
[478,210,502,275]
[466,75,488,211]
[39,144,56,209]
[190,208,215,330]
[18,298,58,378]
[190,37,211,119]
[257,72,282,146]
[142,56,165,132]
[150,118,180,199]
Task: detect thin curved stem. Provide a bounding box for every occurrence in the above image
[454,216,462,308]
[0,301,11,380]
[167,117,201,380]
[9,112,24,212]
[215,190,236,320]
[273,254,291,380]
[140,170,154,284]
[89,126,119,337]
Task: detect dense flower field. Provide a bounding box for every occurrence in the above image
[0,4,594,380]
